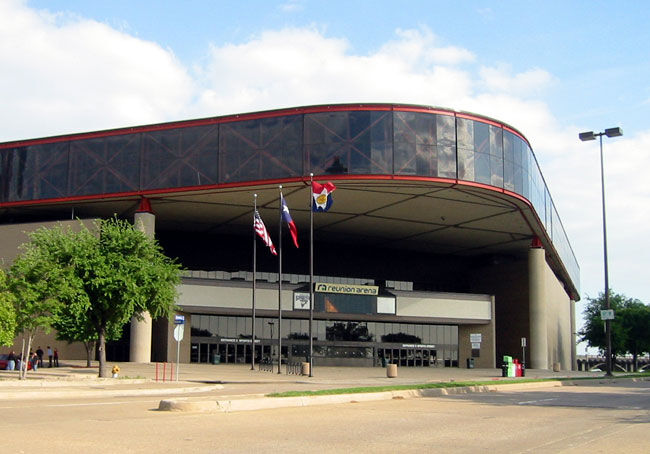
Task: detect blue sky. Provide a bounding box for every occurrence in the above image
[3,0,650,353]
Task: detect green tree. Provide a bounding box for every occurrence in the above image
[19,218,181,377]
[579,291,650,368]
[52,297,123,367]
[0,269,17,346]
[9,238,74,378]
[619,302,650,370]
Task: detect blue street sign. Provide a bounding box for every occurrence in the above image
[174,314,185,325]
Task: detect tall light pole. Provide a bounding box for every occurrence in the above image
[579,127,623,377]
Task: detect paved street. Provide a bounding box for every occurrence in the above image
[0,363,647,453]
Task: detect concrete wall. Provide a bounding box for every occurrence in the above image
[544,261,573,370]
[467,254,574,371]
[178,281,296,311]
[5,331,88,365]
[458,297,496,368]
[395,292,492,320]
[158,312,192,365]
[467,258,529,365]
[0,219,96,268]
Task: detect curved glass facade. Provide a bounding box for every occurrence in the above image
[0,105,579,291]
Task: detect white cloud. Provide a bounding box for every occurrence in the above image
[279,0,304,12]
[0,0,193,141]
[479,64,554,97]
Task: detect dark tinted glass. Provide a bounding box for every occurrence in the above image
[142,124,218,190]
[220,115,302,183]
[1,142,69,202]
[305,111,392,175]
[69,135,140,196]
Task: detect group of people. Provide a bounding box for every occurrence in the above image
[5,345,59,371]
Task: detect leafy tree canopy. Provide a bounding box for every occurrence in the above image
[579,290,650,362]
[19,218,181,377]
[0,269,17,346]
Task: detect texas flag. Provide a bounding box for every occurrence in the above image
[312,181,336,212]
[281,195,299,248]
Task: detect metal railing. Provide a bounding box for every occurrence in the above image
[258,357,273,373]
[286,361,302,375]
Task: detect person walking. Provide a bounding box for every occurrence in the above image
[47,346,53,368]
[7,351,16,371]
[36,346,44,367]
[30,352,38,371]
[53,349,59,367]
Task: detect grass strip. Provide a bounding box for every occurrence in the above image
[266,372,650,398]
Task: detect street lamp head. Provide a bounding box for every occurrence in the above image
[579,131,596,141]
[605,127,623,138]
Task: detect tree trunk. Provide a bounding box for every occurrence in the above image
[20,335,33,380]
[19,338,26,380]
[98,327,107,378]
[84,341,95,367]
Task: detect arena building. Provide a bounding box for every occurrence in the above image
[0,104,579,370]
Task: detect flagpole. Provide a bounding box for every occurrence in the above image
[277,186,283,374]
[251,194,257,371]
[309,173,314,377]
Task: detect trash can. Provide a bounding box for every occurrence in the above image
[301,362,310,376]
[503,355,515,377]
[466,358,474,369]
[501,362,508,377]
[211,353,221,365]
[386,363,398,378]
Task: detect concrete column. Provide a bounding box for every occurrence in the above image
[529,245,548,369]
[570,299,577,371]
[129,206,155,363]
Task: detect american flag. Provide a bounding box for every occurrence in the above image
[254,211,277,255]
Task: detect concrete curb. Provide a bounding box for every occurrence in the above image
[158,380,565,413]
[0,378,148,388]
[0,383,224,401]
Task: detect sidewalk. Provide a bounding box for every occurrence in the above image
[0,360,606,405]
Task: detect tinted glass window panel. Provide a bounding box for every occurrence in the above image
[473,122,490,154]
[2,143,70,202]
[1,147,31,202]
[514,166,524,194]
[474,152,491,184]
[394,141,417,175]
[142,124,218,190]
[436,145,455,178]
[393,111,448,177]
[210,316,219,337]
[69,135,140,196]
[220,115,302,183]
[489,125,503,157]
[200,315,210,333]
[415,144,437,176]
[237,317,247,338]
[456,118,473,150]
[457,146,475,181]
[305,111,391,175]
[393,112,419,175]
[437,115,456,178]
[490,155,504,188]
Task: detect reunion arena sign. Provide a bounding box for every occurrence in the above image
[314,283,379,296]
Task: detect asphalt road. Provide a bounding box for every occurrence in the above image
[2,381,648,453]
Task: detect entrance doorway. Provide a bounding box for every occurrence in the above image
[377,347,438,367]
